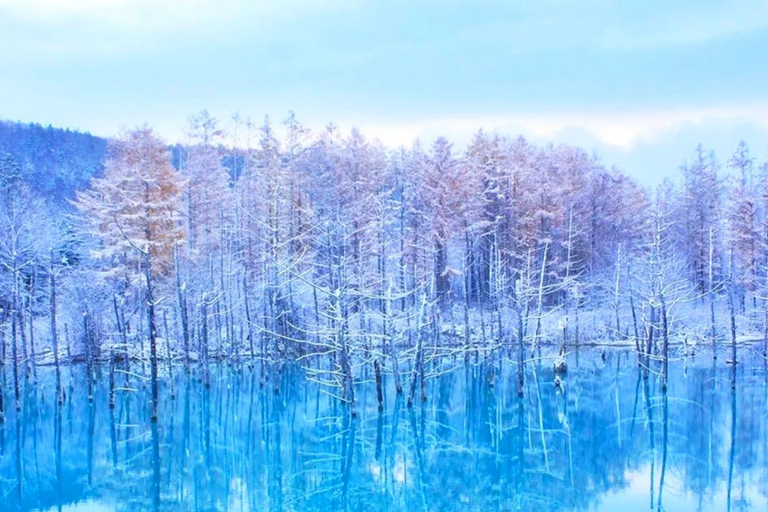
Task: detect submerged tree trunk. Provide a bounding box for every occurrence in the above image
[83,311,94,403]
[533,244,549,351]
[145,252,159,422]
[614,244,622,340]
[163,310,175,400]
[709,228,717,359]
[11,274,22,412]
[516,294,525,397]
[28,268,38,383]
[661,295,669,391]
[201,294,211,388]
[728,280,738,389]
[763,292,768,358]
[0,312,5,422]
[0,365,4,423]
[628,270,640,365]
[243,271,255,366]
[50,266,63,405]
[174,244,191,374]
[374,358,383,411]
[644,306,655,380]
[408,296,428,407]
[384,283,402,394]
[108,347,116,409]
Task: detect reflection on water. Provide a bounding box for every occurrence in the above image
[1,349,768,512]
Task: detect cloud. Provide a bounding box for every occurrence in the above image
[351,106,768,150]
[343,106,768,187]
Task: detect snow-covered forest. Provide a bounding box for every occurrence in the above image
[0,111,763,419]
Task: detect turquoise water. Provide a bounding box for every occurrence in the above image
[1,349,767,511]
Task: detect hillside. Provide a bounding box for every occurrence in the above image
[0,120,107,202]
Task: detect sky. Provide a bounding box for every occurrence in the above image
[1,0,767,186]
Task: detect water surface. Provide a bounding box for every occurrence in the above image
[1,349,767,511]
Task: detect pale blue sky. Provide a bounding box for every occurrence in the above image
[1,0,767,185]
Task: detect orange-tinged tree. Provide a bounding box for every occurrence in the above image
[75,127,185,282]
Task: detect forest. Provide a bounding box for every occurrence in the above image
[0,111,763,422]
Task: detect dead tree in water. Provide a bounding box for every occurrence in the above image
[0,308,7,422]
[613,244,623,340]
[108,345,116,409]
[200,292,211,388]
[144,250,160,421]
[384,280,403,395]
[11,272,22,411]
[709,228,718,358]
[115,218,161,421]
[174,243,191,374]
[294,220,392,417]
[727,250,738,388]
[408,294,429,408]
[637,203,695,390]
[49,256,63,405]
[532,244,549,352]
[243,270,255,367]
[511,270,531,397]
[0,356,4,423]
[83,310,94,402]
[373,358,383,411]
[163,309,175,399]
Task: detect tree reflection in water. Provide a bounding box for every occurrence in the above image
[1,348,767,512]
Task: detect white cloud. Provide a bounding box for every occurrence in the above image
[351,106,768,150]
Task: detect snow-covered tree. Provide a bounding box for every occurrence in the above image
[75,127,185,283]
[726,142,759,307]
[183,110,231,256]
[678,145,722,292]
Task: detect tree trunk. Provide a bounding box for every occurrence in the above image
[84,311,94,403]
[534,244,549,350]
[709,228,717,359]
[243,271,255,365]
[11,275,21,412]
[50,267,62,405]
[163,310,175,400]
[728,281,738,389]
[28,268,38,382]
[374,358,383,412]
[174,244,191,374]
[144,252,159,422]
[201,295,211,388]
[109,347,116,409]
[661,295,669,391]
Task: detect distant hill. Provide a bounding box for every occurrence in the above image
[0,120,108,202]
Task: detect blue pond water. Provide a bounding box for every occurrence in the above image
[1,348,767,511]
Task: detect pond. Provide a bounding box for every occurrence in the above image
[1,348,767,511]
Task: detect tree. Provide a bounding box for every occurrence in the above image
[726,142,758,309]
[75,127,185,283]
[679,146,721,292]
[419,137,478,305]
[183,110,231,256]
[75,127,185,418]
